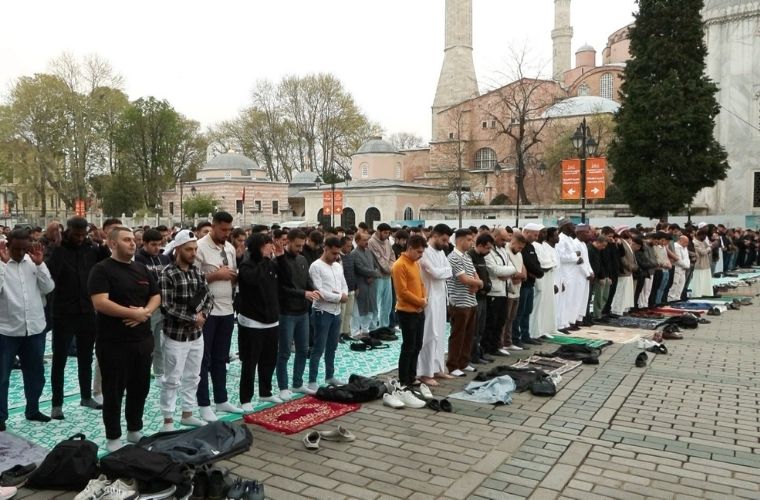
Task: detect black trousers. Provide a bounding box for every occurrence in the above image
[602,276,618,315]
[238,325,279,402]
[470,299,487,361]
[482,296,507,353]
[96,336,153,440]
[648,270,663,308]
[51,314,97,407]
[633,277,646,308]
[397,311,424,386]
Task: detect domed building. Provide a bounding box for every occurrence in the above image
[161,150,292,226]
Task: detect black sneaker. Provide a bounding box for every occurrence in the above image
[190,469,208,500]
[0,420,5,432]
[81,398,103,410]
[226,478,246,500]
[207,468,226,500]
[25,412,51,423]
[0,463,36,487]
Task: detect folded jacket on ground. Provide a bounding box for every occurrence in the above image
[448,375,516,404]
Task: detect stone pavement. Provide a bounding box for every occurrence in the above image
[17,283,760,499]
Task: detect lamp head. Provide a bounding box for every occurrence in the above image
[586,136,599,157]
[571,126,584,151]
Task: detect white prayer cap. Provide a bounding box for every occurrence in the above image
[523,223,544,232]
[614,225,629,235]
[697,222,708,229]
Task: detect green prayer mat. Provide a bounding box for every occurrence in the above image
[544,336,608,348]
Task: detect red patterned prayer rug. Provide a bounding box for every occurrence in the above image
[242,396,360,434]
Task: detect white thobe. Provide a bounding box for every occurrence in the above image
[668,243,690,302]
[417,246,452,377]
[530,242,558,337]
[611,240,635,315]
[556,234,580,329]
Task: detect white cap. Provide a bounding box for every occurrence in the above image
[697,222,707,229]
[173,229,198,247]
[523,223,545,231]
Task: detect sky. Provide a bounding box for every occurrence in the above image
[0,0,637,142]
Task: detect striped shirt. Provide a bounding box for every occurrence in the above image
[447,249,477,308]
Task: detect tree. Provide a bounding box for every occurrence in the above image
[608,0,728,218]
[387,132,424,150]
[183,193,219,218]
[90,172,142,216]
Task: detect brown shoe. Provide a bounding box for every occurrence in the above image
[662,331,683,340]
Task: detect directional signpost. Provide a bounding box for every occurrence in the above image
[561,158,607,200]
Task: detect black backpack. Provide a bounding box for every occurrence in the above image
[138,421,253,467]
[26,433,98,490]
[658,314,699,329]
[100,445,188,495]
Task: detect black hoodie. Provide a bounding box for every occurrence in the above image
[237,251,280,324]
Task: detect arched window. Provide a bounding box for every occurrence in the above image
[365,207,381,229]
[360,163,369,178]
[600,73,614,100]
[317,208,330,228]
[474,148,497,170]
[341,207,356,228]
[395,163,402,179]
[403,207,414,221]
[577,83,590,96]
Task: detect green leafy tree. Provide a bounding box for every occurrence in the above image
[90,172,142,216]
[608,0,728,218]
[183,193,219,218]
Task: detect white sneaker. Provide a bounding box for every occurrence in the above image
[395,390,426,409]
[307,382,320,393]
[463,365,476,372]
[199,406,218,422]
[75,474,110,500]
[450,369,465,377]
[216,401,244,414]
[293,385,317,395]
[509,345,524,351]
[240,403,255,413]
[180,416,207,427]
[126,431,143,444]
[498,348,511,356]
[384,378,404,393]
[259,395,284,404]
[326,377,346,386]
[101,477,138,499]
[0,486,17,500]
[106,439,123,452]
[418,384,434,400]
[278,389,294,401]
[160,423,174,433]
[382,392,405,409]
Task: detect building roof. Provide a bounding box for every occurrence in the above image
[290,170,320,184]
[576,44,596,53]
[355,136,400,155]
[203,152,261,171]
[704,0,758,10]
[542,96,620,119]
[303,179,445,192]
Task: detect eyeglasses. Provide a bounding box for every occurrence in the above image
[220,248,229,267]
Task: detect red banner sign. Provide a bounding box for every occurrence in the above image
[322,191,344,215]
[75,199,86,216]
[561,158,607,200]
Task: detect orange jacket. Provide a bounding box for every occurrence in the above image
[391,254,427,312]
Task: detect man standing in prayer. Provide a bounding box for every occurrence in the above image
[483,228,516,357]
[529,225,559,339]
[368,223,395,329]
[556,219,584,333]
[447,229,483,376]
[668,235,691,302]
[352,232,381,335]
[418,224,453,385]
[391,235,428,388]
[467,233,494,364]
[610,228,637,317]
[515,225,545,344]
[159,230,213,431]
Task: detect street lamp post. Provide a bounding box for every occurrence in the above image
[315,173,351,228]
[571,117,599,224]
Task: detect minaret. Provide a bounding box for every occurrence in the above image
[432,0,479,141]
[552,0,573,82]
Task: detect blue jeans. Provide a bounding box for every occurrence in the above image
[197,314,234,407]
[276,313,310,390]
[512,285,535,344]
[0,333,46,422]
[309,310,341,384]
[374,277,392,328]
[654,270,670,305]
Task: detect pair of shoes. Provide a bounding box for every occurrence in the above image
[293,385,317,396]
[0,463,36,487]
[80,398,103,410]
[25,411,50,423]
[645,344,668,355]
[0,486,17,500]
[387,390,426,409]
[216,402,244,414]
[319,425,356,442]
[510,344,524,351]
[76,475,138,500]
[190,466,227,500]
[180,416,207,427]
[635,352,648,368]
[424,398,453,412]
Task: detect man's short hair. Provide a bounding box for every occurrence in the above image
[231,227,247,240]
[103,218,122,229]
[407,234,428,250]
[156,225,168,232]
[432,224,453,236]
[273,229,286,239]
[376,223,391,232]
[212,211,233,224]
[196,221,212,231]
[7,228,31,243]
[476,233,495,247]
[66,216,89,231]
[143,228,163,243]
[511,233,527,245]
[324,236,342,249]
[288,229,306,241]
[251,224,269,234]
[595,235,609,244]
[308,230,324,244]
[358,222,368,230]
[394,230,410,241]
[454,228,472,240]
[504,226,514,234]
[108,226,132,241]
[339,236,353,247]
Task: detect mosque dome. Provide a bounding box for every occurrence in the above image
[543,96,620,119]
[356,136,399,155]
[576,44,596,53]
[203,151,261,171]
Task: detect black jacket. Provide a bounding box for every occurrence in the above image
[134,248,171,284]
[520,244,545,287]
[467,249,492,298]
[46,237,102,317]
[276,250,315,315]
[587,244,607,279]
[238,255,280,324]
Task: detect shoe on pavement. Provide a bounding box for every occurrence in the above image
[395,390,426,409]
[259,395,284,404]
[0,463,36,487]
[106,439,123,452]
[180,416,207,427]
[418,384,434,400]
[226,478,246,500]
[50,406,65,420]
[101,477,138,499]
[450,369,466,377]
[293,385,317,396]
[216,402,244,414]
[307,382,320,393]
[326,377,347,386]
[135,484,176,500]
[240,403,254,413]
[206,468,226,500]
[25,412,51,423]
[278,389,294,401]
[463,365,477,372]
[243,480,265,500]
[497,348,511,356]
[303,431,320,450]
[81,398,103,410]
[0,486,17,500]
[509,344,524,351]
[382,392,405,409]
[319,425,355,442]
[126,431,143,444]
[75,475,110,500]
[635,352,648,368]
[199,406,218,422]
